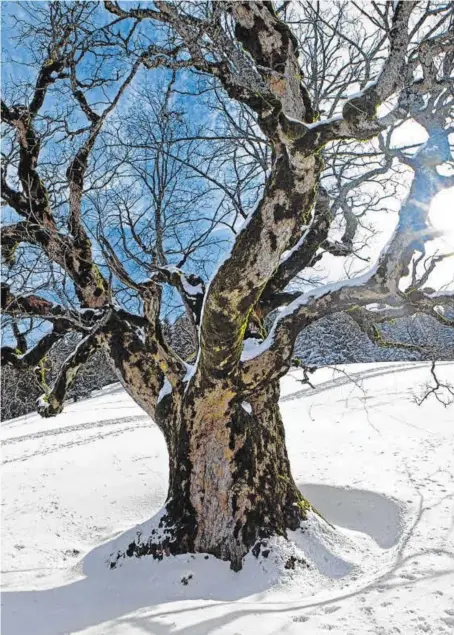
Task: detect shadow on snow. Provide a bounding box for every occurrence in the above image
[1,484,406,635]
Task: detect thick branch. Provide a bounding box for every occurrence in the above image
[241,277,454,390]
[37,323,105,417]
[1,329,66,371]
[2,96,109,307]
[371,141,452,293]
[240,277,388,389]
[261,187,331,304]
[1,283,106,328]
[97,237,190,384]
[296,2,418,148]
[195,149,322,385]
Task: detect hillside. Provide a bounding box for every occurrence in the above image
[2,362,454,635]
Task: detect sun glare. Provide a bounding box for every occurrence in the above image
[429,188,454,240]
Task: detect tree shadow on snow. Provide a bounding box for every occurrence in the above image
[298,483,404,549]
[1,484,406,635]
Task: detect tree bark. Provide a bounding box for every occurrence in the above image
[126,380,307,571]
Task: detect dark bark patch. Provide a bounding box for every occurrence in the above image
[273,203,287,223]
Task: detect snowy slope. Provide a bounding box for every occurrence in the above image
[2,362,454,635]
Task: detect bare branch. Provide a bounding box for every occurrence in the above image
[414,361,454,407]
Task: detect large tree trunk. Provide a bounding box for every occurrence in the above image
[136,380,307,571]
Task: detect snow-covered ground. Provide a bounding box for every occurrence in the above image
[2,362,454,635]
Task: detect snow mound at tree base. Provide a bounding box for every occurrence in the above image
[83,497,405,604]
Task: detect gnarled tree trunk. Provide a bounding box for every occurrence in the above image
[130,380,306,571]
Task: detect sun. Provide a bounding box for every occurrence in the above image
[429,188,454,240]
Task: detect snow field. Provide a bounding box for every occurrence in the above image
[1,362,453,634]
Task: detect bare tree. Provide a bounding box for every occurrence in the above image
[2,1,453,571]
